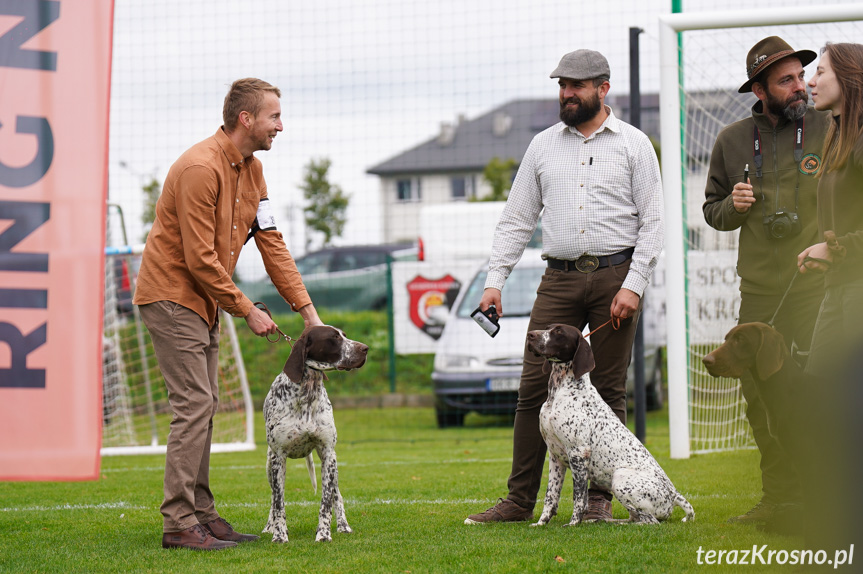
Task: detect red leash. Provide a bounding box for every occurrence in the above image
[585,316,621,338]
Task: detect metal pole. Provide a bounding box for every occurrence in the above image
[222,309,256,449]
[629,27,647,444]
[386,254,397,393]
[109,203,159,446]
[660,2,692,460]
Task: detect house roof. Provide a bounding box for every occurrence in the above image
[366,91,754,177]
[366,99,561,176]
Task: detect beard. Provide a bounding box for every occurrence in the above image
[251,129,274,152]
[765,87,808,121]
[559,89,603,127]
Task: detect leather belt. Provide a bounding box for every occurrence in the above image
[546,247,635,273]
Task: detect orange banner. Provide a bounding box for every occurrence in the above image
[0,0,114,480]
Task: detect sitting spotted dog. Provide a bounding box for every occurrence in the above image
[528,324,694,526]
[263,325,368,543]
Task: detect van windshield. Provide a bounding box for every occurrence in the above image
[456,265,545,318]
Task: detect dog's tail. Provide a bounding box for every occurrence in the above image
[305,453,317,494]
[675,492,695,522]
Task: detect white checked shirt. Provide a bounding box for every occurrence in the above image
[486,106,664,297]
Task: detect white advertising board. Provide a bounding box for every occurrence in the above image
[392,260,481,354]
[642,250,740,347]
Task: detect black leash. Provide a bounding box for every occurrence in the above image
[767,273,797,328]
[768,256,832,328]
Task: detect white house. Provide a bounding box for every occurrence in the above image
[367,98,561,243]
[367,91,750,251]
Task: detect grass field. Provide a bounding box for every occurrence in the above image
[1,406,815,573]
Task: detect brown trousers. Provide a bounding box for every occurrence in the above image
[506,260,641,510]
[138,301,221,533]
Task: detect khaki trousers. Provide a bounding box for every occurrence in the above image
[138,301,221,533]
[506,260,641,510]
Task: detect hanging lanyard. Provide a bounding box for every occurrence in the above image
[752,116,804,212]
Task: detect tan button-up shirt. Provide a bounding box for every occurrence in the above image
[133,127,311,327]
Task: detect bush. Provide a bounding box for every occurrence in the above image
[233,310,434,407]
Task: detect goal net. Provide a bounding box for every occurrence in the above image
[101,206,254,455]
[659,6,863,457]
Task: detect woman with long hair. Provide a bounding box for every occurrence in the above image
[798,42,863,375]
[795,43,863,552]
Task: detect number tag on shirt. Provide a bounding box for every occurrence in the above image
[256,198,277,231]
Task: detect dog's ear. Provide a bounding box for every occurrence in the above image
[283,329,310,382]
[572,330,596,379]
[542,359,552,374]
[754,324,788,380]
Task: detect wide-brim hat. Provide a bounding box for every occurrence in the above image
[738,36,817,93]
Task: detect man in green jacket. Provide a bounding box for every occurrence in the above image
[703,36,828,526]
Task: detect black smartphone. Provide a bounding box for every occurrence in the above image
[471,305,500,338]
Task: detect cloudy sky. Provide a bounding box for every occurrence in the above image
[108,1,663,252]
[106,0,863,279]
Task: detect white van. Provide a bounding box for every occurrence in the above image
[417,202,541,262]
[431,250,545,427]
[431,249,663,428]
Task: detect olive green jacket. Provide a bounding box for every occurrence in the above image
[703,102,829,296]
[817,121,863,287]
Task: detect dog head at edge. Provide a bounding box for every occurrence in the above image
[702,322,787,381]
[527,323,596,379]
[282,325,369,384]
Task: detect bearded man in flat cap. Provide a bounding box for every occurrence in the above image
[703,36,829,526]
[464,49,664,525]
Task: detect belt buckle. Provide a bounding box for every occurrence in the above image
[575,254,599,273]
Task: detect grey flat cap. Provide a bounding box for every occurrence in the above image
[550,49,610,80]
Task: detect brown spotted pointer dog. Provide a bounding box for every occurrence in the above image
[528,324,694,526]
[263,325,368,542]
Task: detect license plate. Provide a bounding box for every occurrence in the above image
[486,377,520,392]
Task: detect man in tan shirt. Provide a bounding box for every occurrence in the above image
[134,78,322,550]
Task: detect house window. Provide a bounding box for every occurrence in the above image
[396,178,421,202]
[451,176,468,200]
[450,175,476,200]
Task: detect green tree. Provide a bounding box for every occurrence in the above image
[140,176,161,243]
[651,137,661,169]
[478,157,517,201]
[299,158,349,248]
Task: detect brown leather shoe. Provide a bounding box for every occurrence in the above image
[202,517,260,543]
[727,499,777,524]
[464,498,533,524]
[162,524,237,550]
[583,492,613,523]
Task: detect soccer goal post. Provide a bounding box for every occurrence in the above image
[102,241,255,456]
[659,4,863,459]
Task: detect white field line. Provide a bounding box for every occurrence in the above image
[0,493,740,514]
[1,501,147,512]
[100,457,514,474]
[0,499,495,513]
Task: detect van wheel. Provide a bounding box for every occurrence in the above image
[436,408,465,428]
